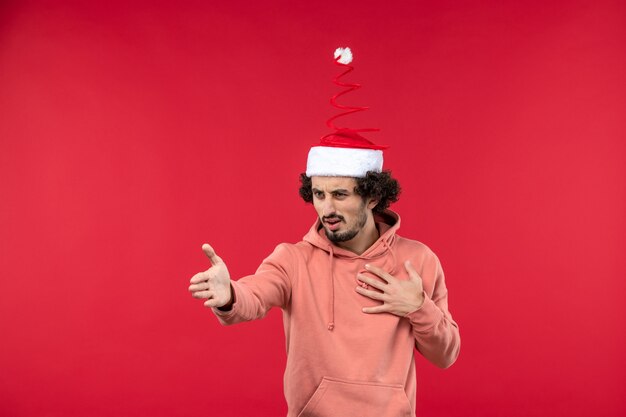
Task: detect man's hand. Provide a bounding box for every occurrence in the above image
[355,261,425,316]
[188,243,233,309]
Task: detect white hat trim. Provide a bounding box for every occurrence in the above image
[306,146,383,177]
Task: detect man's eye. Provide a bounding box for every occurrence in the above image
[314,192,324,198]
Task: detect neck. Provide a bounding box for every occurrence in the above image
[335,215,379,255]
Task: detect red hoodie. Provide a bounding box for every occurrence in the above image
[213,210,460,417]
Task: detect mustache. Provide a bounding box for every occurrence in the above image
[322,215,345,222]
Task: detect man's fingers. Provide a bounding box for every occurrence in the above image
[204,298,226,308]
[355,286,388,301]
[202,243,223,265]
[364,264,395,283]
[356,274,386,291]
[191,290,214,299]
[189,271,209,285]
[188,281,211,292]
[362,304,389,314]
[189,272,208,285]
[404,260,423,283]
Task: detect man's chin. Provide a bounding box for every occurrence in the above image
[325,228,358,243]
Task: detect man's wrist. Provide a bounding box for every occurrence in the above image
[216,284,235,311]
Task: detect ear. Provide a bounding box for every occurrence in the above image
[366,198,379,210]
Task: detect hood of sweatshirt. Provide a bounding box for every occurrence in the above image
[303,209,400,257]
[302,209,401,331]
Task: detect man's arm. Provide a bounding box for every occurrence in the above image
[355,256,460,369]
[188,243,292,325]
[404,258,460,369]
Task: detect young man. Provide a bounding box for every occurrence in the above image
[188,136,460,417]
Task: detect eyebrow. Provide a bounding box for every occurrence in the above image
[311,188,350,193]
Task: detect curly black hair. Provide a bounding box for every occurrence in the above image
[298,170,401,214]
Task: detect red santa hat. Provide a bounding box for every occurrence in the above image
[306,47,387,178]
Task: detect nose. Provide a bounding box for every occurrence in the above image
[321,198,336,217]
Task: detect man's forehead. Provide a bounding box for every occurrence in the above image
[311,176,357,190]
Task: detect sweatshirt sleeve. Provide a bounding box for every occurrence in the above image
[406,252,460,369]
[212,243,293,325]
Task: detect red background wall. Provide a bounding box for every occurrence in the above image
[1,1,624,416]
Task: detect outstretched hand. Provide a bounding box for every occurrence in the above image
[188,243,233,309]
[355,261,425,316]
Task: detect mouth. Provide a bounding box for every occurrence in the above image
[323,217,343,231]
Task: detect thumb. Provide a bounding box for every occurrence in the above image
[202,243,223,265]
[404,260,422,283]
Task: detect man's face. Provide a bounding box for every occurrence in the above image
[311,176,375,243]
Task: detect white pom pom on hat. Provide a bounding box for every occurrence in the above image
[334,47,353,65]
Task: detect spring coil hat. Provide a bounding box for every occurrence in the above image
[306,47,388,178]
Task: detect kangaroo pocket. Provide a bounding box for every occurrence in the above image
[297,377,413,417]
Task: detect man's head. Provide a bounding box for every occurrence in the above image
[299,171,401,242]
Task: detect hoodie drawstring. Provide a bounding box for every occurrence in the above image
[327,236,397,332]
[382,238,398,275]
[327,245,335,331]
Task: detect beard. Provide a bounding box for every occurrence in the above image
[322,203,368,243]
